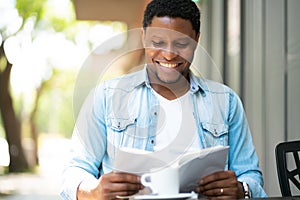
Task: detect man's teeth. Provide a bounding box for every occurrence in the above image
[159,62,178,68]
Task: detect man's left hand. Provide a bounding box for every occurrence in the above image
[195,170,244,199]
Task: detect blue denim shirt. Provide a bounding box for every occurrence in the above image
[61,68,267,199]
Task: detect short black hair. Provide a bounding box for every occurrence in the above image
[143,0,201,34]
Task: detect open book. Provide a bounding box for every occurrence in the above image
[113,145,229,192]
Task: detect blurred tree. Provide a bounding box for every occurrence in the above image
[0,0,48,172]
[1,0,127,172]
[0,44,28,172]
[0,0,75,172]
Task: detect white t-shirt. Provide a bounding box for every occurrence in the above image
[152,90,200,151]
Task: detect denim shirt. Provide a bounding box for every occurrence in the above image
[61,68,267,199]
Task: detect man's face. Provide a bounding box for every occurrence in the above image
[143,16,199,85]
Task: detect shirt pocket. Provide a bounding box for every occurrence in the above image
[107,117,148,149]
[201,122,229,147]
[109,118,136,132]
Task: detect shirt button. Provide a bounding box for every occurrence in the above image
[154,112,157,116]
[151,139,155,144]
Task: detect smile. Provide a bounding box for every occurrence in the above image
[157,61,181,68]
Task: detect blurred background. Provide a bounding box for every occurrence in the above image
[0,0,299,199]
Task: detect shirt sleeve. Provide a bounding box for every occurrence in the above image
[227,91,268,198]
[60,85,108,199]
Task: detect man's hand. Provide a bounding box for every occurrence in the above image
[77,171,144,200]
[195,170,244,200]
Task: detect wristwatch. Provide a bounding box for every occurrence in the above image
[242,182,251,199]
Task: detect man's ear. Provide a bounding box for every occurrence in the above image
[196,32,200,43]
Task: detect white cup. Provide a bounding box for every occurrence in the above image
[141,167,179,195]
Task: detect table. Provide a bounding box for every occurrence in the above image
[196,194,300,200]
[243,197,300,200]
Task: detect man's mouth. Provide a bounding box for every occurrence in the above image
[156,61,181,68]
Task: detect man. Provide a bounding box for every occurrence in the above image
[61,0,267,199]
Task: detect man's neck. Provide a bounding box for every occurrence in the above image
[150,79,190,100]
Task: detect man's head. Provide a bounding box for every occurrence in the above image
[142,0,201,88]
[143,0,201,35]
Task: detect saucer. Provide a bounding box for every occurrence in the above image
[133,193,193,200]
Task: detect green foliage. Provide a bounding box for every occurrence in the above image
[40,0,76,33]
[16,0,47,23]
[16,0,77,33]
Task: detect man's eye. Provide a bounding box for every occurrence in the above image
[152,41,164,47]
[175,43,189,48]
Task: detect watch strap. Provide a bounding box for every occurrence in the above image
[242,181,251,199]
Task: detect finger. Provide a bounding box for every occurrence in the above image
[111,171,141,183]
[199,177,238,192]
[103,172,141,184]
[202,186,239,199]
[202,187,226,197]
[196,186,235,199]
[112,189,141,199]
[110,182,143,192]
[100,183,142,200]
[194,186,200,193]
[202,188,236,199]
[199,170,236,185]
[99,177,143,195]
[208,196,234,200]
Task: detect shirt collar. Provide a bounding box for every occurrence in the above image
[189,71,207,96]
[132,67,150,88]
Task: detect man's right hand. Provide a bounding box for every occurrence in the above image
[77,171,144,200]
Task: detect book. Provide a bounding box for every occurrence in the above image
[176,145,229,192]
[113,145,229,192]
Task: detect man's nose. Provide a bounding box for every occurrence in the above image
[161,46,178,60]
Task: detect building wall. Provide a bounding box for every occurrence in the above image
[199,0,300,196]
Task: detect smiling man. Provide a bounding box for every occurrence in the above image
[144,17,198,100]
[61,0,267,199]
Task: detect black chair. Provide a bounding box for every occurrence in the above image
[275,140,300,196]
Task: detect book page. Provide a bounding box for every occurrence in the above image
[113,145,229,193]
[179,145,229,192]
[113,147,170,175]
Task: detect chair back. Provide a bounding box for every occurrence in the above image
[275,140,300,196]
